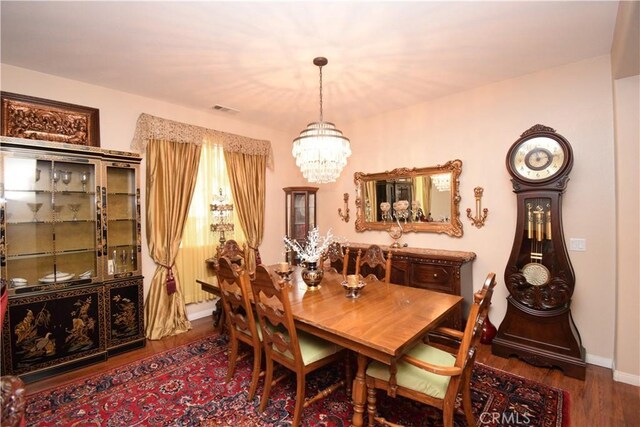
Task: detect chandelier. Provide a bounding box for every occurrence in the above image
[292,57,351,184]
[432,173,451,192]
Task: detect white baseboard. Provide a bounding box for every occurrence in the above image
[613,370,640,386]
[587,354,640,386]
[187,308,216,321]
[585,353,613,368]
[186,299,219,322]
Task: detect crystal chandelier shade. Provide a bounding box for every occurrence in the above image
[432,173,451,192]
[292,57,351,184]
[292,121,351,184]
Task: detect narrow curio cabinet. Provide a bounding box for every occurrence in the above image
[283,186,317,265]
[0,136,144,383]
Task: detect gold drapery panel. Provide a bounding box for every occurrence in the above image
[414,176,431,216]
[364,180,377,222]
[145,139,202,340]
[130,113,273,169]
[224,150,266,274]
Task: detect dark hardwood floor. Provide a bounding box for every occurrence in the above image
[26,317,640,426]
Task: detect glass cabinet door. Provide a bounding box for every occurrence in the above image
[283,186,318,264]
[1,153,99,290]
[103,163,140,278]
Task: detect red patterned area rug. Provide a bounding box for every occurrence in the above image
[25,334,569,426]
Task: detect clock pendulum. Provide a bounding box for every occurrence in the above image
[492,124,586,379]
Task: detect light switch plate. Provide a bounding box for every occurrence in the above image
[569,238,586,251]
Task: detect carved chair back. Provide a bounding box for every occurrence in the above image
[322,242,350,276]
[355,245,392,283]
[216,256,262,399]
[250,265,302,372]
[217,239,245,267]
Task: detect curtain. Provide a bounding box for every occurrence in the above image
[176,139,245,304]
[144,139,202,340]
[364,180,377,222]
[415,176,431,216]
[224,150,266,274]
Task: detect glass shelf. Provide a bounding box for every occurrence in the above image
[6,248,96,259]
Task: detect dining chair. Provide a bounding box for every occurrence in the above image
[365,272,497,427]
[216,256,262,400]
[250,265,349,427]
[322,242,350,276]
[217,239,246,268]
[355,245,392,284]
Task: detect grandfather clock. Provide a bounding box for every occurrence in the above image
[492,124,586,379]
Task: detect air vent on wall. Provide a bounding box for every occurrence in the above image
[212,104,240,114]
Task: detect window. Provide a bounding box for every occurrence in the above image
[176,140,245,304]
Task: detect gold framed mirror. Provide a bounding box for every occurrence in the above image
[354,159,463,237]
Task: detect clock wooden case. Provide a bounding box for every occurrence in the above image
[492,124,586,379]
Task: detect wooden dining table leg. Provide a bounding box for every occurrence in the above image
[351,352,368,427]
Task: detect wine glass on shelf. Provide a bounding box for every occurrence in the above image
[120,249,128,273]
[52,170,60,185]
[51,204,64,220]
[27,202,43,222]
[61,171,72,188]
[130,248,136,270]
[35,169,41,182]
[80,171,90,192]
[68,203,81,221]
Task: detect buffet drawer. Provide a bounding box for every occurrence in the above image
[410,264,454,293]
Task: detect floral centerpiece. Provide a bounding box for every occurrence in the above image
[283,227,335,288]
[283,227,335,263]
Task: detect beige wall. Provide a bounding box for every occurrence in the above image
[2,55,633,376]
[318,55,617,367]
[613,75,640,383]
[0,64,304,318]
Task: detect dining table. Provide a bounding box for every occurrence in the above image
[277,265,464,427]
[200,264,463,427]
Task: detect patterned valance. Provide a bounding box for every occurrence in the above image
[131,113,273,168]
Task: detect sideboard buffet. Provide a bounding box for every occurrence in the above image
[339,243,476,329]
[1,136,144,383]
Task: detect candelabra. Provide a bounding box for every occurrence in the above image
[210,188,234,250]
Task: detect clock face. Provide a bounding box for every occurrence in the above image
[510,137,566,182]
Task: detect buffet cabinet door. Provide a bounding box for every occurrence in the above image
[101,161,141,281]
[1,151,100,292]
[1,285,107,382]
[105,277,145,355]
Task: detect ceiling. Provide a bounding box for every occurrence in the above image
[1,1,619,135]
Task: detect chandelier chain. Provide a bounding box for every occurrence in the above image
[292,56,351,184]
[318,64,324,122]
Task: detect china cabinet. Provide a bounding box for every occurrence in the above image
[283,187,317,264]
[0,136,144,382]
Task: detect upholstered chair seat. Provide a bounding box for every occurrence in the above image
[272,329,343,366]
[366,343,456,399]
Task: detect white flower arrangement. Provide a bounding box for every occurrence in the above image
[283,227,335,263]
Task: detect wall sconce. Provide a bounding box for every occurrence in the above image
[466,187,488,228]
[338,193,350,222]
